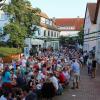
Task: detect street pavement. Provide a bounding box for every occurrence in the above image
[53,65,100,100]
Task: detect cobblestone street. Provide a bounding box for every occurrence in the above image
[54,65,100,100]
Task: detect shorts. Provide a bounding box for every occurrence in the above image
[73,73,80,83]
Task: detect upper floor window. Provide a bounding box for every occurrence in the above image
[51,31,53,37]
[45,19,50,25]
[54,32,56,37]
[44,30,46,36]
[38,29,41,36]
[57,33,59,37]
[84,30,86,35]
[88,28,90,34]
[48,30,50,37]
[50,20,53,26]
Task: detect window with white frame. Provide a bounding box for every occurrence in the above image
[51,31,53,37]
[50,20,52,26]
[48,30,50,37]
[88,28,90,34]
[54,32,56,37]
[45,19,50,25]
[38,29,41,36]
[57,32,59,38]
[44,30,46,36]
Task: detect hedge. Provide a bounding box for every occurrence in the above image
[0,47,22,57]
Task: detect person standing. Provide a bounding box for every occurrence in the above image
[87,56,92,76]
[91,56,97,78]
[71,59,80,89]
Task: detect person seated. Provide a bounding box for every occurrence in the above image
[58,71,66,84]
[22,85,37,100]
[41,78,56,100]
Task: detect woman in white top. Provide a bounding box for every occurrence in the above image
[87,56,92,75]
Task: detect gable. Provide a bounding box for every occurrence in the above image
[84,8,92,30]
[87,3,96,23]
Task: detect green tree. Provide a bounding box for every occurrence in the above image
[59,36,66,46]
[78,29,84,45]
[2,0,40,48]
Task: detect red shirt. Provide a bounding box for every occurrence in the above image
[59,73,66,83]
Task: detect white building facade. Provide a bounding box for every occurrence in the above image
[83,3,97,52]
[25,12,60,50]
[95,0,100,62]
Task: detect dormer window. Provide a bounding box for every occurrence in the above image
[50,20,52,26]
[45,19,49,25]
[41,17,45,24]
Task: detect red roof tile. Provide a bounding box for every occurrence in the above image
[55,18,84,31]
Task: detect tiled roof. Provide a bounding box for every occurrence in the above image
[55,18,84,31]
[94,0,100,23]
[37,12,49,19]
[87,3,97,23]
[40,23,60,31]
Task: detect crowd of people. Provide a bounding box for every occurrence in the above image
[0,47,84,100]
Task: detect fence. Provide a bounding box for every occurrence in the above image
[2,53,21,63]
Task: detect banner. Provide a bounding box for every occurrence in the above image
[24,47,30,58]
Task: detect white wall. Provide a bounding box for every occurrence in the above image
[84,8,91,34]
[96,4,100,62]
[25,38,44,49]
[83,8,97,52]
[83,25,97,52]
[0,10,9,42]
[26,25,60,50]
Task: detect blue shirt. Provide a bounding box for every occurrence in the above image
[2,71,11,83]
[72,62,80,75]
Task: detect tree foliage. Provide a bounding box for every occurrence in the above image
[78,29,84,45]
[59,36,66,46]
[59,35,79,47]
[2,0,41,48]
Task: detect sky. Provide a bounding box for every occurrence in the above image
[29,0,97,18]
